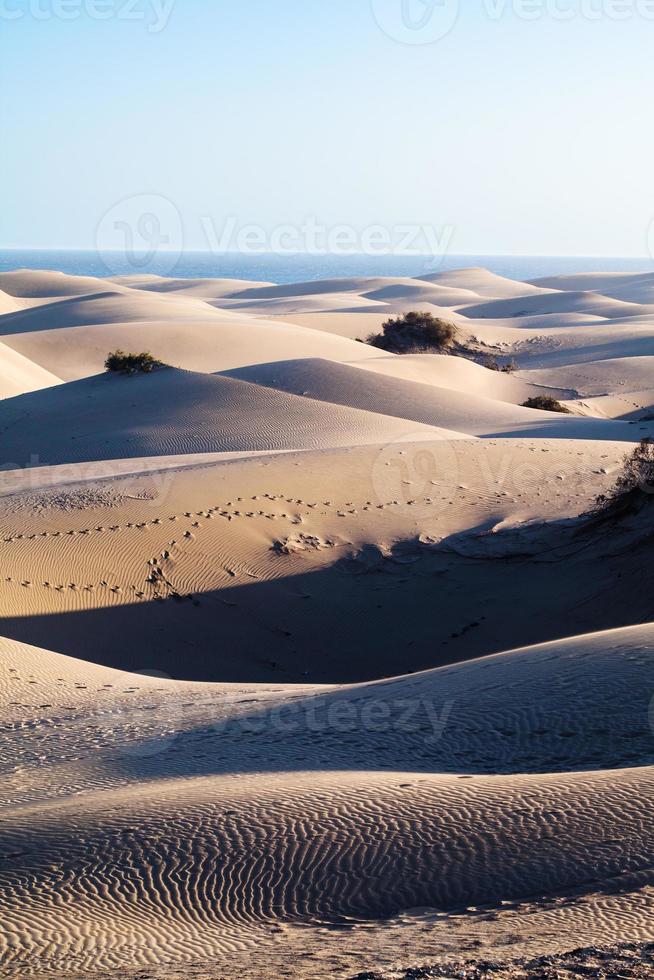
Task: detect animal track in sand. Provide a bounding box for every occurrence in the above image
[0,490,457,609]
[0,577,149,598]
[1,490,446,547]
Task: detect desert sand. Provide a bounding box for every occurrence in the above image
[2,266,654,978]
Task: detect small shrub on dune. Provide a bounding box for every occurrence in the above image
[365,311,457,354]
[522,395,570,414]
[105,350,162,374]
[594,438,654,515]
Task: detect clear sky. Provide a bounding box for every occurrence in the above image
[2,0,654,256]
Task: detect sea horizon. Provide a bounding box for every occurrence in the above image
[2,249,653,285]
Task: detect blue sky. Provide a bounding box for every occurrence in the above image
[2,0,654,255]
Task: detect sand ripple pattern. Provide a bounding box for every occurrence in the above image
[2,768,654,975]
[2,624,654,974]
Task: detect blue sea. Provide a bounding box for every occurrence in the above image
[1,250,653,285]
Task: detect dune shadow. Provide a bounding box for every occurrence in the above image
[0,520,651,685]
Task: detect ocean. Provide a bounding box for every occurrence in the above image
[1,250,653,285]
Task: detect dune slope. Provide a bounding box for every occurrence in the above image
[223,356,637,439]
[0,366,458,466]
[3,625,654,977]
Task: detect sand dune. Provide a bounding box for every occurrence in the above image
[0,288,221,335]
[110,274,275,297]
[224,276,395,299]
[595,280,654,305]
[5,764,653,977]
[444,313,654,374]
[0,311,389,381]
[6,622,654,780]
[221,290,384,315]
[531,270,654,297]
[0,435,639,682]
[0,366,460,467]
[566,388,654,420]
[0,269,135,298]
[418,266,553,298]
[0,289,22,315]
[0,341,61,398]
[362,281,481,306]
[509,319,654,369]
[3,266,654,978]
[0,275,410,382]
[224,356,636,439]
[459,289,654,320]
[521,355,654,396]
[274,309,407,340]
[3,625,654,976]
[352,351,576,401]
